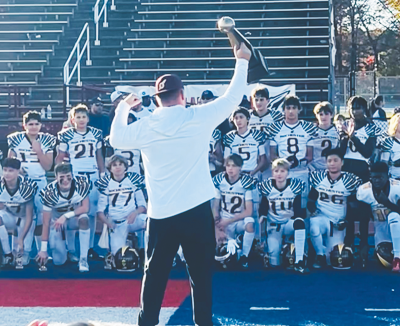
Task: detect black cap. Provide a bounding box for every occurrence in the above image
[155,74,183,95]
[201,90,215,100]
[90,96,104,105]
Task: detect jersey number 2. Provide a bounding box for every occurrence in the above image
[75,143,95,159]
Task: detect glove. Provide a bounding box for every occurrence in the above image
[227,239,239,255]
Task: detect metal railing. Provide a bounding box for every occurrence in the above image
[94,0,110,46]
[63,23,92,107]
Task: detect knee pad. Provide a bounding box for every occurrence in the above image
[293,217,305,230]
[388,212,400,225]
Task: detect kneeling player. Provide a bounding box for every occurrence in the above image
[0,158,37,267]
[258,158,307,273]
[357,162,400,272]
[95,155,147,258]
[308,149,361,269]
[212,154,256,269]
[37,163,91,272]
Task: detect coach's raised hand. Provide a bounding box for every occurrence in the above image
[234,42,251,61]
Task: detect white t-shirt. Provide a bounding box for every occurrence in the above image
[110,59,249,219]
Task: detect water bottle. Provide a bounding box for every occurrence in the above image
[41,107,46,119]
[47,104,52,119]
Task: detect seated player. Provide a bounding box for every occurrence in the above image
[0,158,37,268]
[56,104,105,260]
[310,102,339,171]
[37,163,91,272]
[381,113,400,179]
[95,155,147,260]
[266,95,318,207]
[209,128,223,177]
[258,158,307,273]
[308,148,361,269]
[7,110,56,264]
[212,154,256,269]
[356,162,400,272]
[104,113,141,175]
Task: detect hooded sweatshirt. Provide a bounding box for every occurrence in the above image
[110,59,249,219]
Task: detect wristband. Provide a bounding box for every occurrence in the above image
[41,241,48,252]
[64,211,75,219]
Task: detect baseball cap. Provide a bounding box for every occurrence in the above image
[155,74,183,95]
[201,90,216,100]
[116,85,137,94]
[138,89,153,98]
[110,90,123,103]
[90,96,104,105]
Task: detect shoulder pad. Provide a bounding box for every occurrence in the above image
[127,172,145,190]
[265,121,283,138]
[301,121,319,136]
[380,136,394,152]
[290,178,305,195]
[212,129,222,142]
[94,175,111,195]
[39,133,57,151]
[365,123,379,137]
[88,126,103,140]
[342,172,362,192]
[40,181,59,207]
[19,176,38,200]
[223,131,236,147]
[309,170,327,188]
[74,176,92,198]
[252,129,266,145]
[240,174,257,190]
[258,179,274,197]
[7,131,25,149]
[270,109,284,122]
[58,128,75,143]
[212,172,225,189]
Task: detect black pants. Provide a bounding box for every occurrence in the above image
[138,201,216,326]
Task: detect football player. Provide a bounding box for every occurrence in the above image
[209,128,223,177]
[266,95,318,207]
[130,95,152,120]
[308,148,361,268]
[223,107,267,176]
[0,158,37,267]
[310,102,339,171]
[37,163,91,272]
[381,113,400,179]
[212,154,256,268]
[356,162,400,272]
[56,104,105,260]
[7,111,56,264]
[258,158,307,273]
[95,155,147,257]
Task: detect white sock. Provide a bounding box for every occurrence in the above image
[89,215,96,248]
[79,229,90,260]
[389,219,400,258]
[35,235,41,251]
[12,234,18,252]
[294,229,306,263]
[66,230,76,253]
[242,231,255,257]
[0,225,11,254]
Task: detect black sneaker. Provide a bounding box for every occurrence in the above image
[294,260,309,274]
[313,255,326,269]
[238,255,249,269]
[3,253,14,266]
[88,248,102,261]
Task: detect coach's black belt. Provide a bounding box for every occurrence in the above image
[113,219,126,224]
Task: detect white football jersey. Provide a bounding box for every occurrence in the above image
[58,127,103,174]
[213,172,256,219]
[132,108,152,120]
[248,109,284,133]
[344,123,378,162]
[95,173,146,221]
[104,136,141,175]
[209,129,221,172]
[40,176,91,219]
[310,171,361,223]
[258,178,304,224]
[223,129,266,172]
[310,126,340,170]
[267,121,318,170]
[380,136,400,179]
[7,132,56,178]
[0,176,37,217]
[357,179,400,224]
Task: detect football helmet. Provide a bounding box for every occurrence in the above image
[114,246,139,272]
[215,241,237,269]
[330,244,353,269]
[376,241,394,269]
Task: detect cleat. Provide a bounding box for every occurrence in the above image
[104,252,114,270]
[79,258,89,273]
[88,248,102,261]
[67,251,79,263]
[238,255,249,269]
[294,260,309,274]
[392,258,400,273]
[3,252,14,266]
[15,253,23,270]
[313,255,326,269]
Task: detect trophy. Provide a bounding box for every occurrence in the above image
[217,16,269,83]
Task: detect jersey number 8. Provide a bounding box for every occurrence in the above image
[287,138,299,154]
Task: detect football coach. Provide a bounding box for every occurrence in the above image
[110,43,251,326]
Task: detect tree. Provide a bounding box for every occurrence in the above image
[386,0,400,18]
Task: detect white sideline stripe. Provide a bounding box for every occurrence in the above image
[365,308,400,312]
[250,307,290,311]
